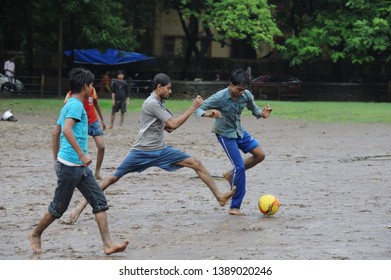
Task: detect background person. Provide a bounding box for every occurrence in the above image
[109,70,129,129]
[4,55,15,83]
[99,70,111,97]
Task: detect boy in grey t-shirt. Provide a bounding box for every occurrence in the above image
[131,91,172,151]
[67,73,236,224]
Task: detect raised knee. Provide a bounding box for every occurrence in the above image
[192,157,202,167]
[188,157,204,170]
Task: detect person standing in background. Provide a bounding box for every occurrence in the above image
[109,70,129,129]
[99,70,111,97]
[4,55,15,83]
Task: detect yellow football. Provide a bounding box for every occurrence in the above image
[258,194,280,215]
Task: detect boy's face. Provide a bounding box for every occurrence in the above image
[82,82,93,98]
[157,83,172,100]
[117,73,124,80]
[229,83,247,98]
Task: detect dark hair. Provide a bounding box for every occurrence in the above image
[68,68,95,93]
[230,69,251,87]
[117,70,124,75]
[152,73,171,89]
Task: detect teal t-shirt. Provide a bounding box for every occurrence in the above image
[57,97,88,165]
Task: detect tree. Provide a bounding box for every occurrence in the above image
[1,0,151,94]
[279,0,391,66]
[0,0,142,74]
[171,0,281,78]
[62,0,139,50]
[123,0,157,54]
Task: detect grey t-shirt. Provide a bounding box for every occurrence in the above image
[132,92,172,151]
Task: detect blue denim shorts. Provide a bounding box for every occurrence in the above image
[48,161,109,218]
[88,121,104,137]
[113,146,191,178]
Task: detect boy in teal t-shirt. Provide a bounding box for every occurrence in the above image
[28,68,128,255]
[57,97,88,165]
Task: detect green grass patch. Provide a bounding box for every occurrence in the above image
[1,98,390,123]
[262,101,391,123]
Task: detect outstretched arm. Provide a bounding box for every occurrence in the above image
[165,95,203,130]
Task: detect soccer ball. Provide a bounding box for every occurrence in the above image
[258,194,280,215]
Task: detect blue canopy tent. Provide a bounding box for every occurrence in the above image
[64,48,155,65]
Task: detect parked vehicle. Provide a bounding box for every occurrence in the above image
[250,74,303,100]
[0,73,24,93]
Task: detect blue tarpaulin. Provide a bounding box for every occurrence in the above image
[64,48,154,65]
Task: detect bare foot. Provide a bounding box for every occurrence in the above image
[95,174,103,181]
[228,208,241,215]
[218,186,236,206]
[104,240,129,255]
[28,232,42,254]
[108,126,113,129]
[223,172,233,187]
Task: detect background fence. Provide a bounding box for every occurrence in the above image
[1,75,390,102]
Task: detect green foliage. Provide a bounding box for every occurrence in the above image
[280,0,391,65]
[177,0,281,49]
[1,0,150,55]
[61,0,139,50]
[206,0,282,48]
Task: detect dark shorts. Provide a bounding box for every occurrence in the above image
[112,100,127,113]
[88,121,104,137]
[48,161,108,218]
[113,146,191,178]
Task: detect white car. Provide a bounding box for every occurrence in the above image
[0,73,24,93]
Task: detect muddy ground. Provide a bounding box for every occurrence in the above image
[0,111,390,260]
